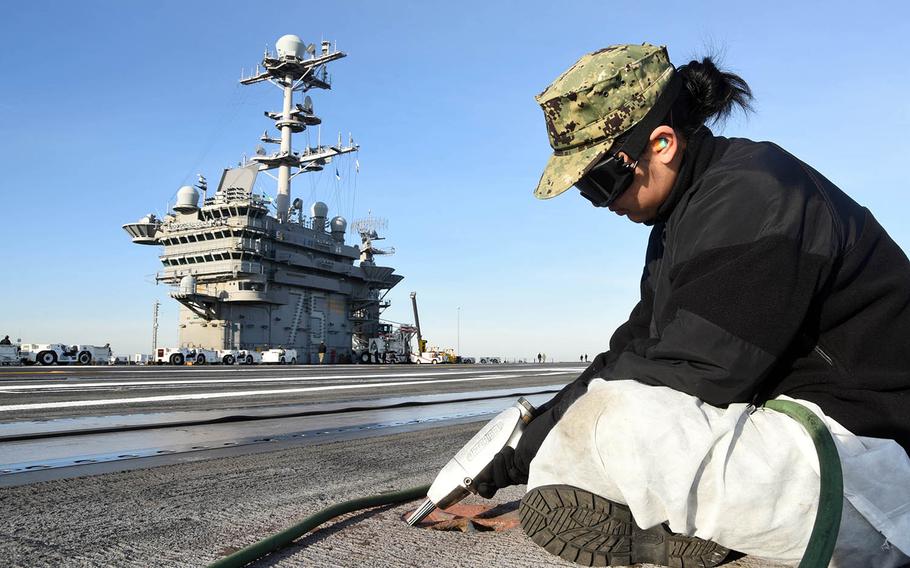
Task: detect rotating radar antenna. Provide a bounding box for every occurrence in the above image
[353,214,394,263]
[351,214,388,239]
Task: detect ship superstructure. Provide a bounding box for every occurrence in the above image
[123,35,402,363]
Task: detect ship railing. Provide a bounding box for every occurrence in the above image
[203,189,269,207]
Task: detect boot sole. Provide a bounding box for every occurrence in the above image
[520,484,729,567]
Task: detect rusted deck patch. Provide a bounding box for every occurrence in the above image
[404,501,521,532]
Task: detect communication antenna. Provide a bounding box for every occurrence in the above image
[195,174,208,202]
[292,197,304,223]
[260,130,280,145]
[152,300,160,356]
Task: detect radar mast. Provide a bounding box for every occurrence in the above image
[240,35,358,222]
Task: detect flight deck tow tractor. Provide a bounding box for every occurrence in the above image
[19,343,112,366]
[261,348,298,365]
[0,343,21,365]
[154,347,217,365]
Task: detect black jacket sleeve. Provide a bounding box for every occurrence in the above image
[610,235,830,406]
[602,162,838,406]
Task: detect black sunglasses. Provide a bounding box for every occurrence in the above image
[574,152,638,208]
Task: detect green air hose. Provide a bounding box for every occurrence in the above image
[764,399,844,568]
[206,484,429,568]
[208,401,843,568]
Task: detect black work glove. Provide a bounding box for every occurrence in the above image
[475,446,522,498]
[474,406,560,498]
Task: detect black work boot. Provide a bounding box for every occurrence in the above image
[520,485,730,567]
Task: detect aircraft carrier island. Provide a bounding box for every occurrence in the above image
[122,34,402,364]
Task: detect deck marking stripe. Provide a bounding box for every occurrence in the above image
[0,364,565,376]
[0,370,67,376]
[0,368,584,391]
[0,373,570,412]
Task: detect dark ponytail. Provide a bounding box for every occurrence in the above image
[669,57,753,137]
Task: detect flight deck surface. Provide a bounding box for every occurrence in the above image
[0,363,785,567]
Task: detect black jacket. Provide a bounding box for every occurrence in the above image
[537,131,910,457]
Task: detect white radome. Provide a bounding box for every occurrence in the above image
[174,185,199,212]
[311,201,329,218]
[179,275,197,295]
[330,216,347,233]
[276,35,304,59]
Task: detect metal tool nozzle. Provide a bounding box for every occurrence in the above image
[405,498,437,526]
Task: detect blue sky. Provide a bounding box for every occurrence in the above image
[1,1,908,360]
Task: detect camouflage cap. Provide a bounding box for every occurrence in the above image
[534,43,675,199]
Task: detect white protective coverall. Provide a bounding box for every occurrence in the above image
[528,379,910,567]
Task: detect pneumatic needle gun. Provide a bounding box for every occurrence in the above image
[405,397,535,525]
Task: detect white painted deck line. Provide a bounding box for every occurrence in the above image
[0,369,582,391]
[0,373,569,412]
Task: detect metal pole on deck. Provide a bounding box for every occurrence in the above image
[152,300,159,355]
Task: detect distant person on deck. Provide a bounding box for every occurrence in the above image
[318,341,327,364]
[0,335,11,345]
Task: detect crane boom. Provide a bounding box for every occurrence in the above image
[410,291,425,354]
